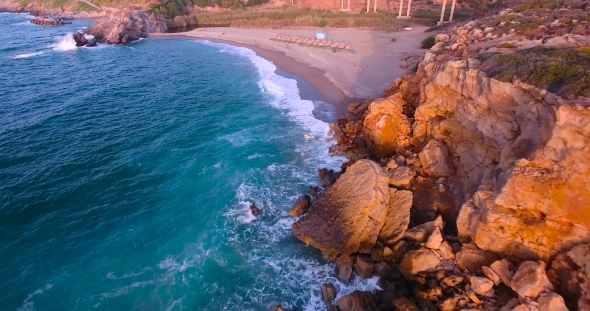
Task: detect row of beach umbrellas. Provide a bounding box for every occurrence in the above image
[268,34,353,51]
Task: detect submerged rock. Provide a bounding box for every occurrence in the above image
[292,160,389,260]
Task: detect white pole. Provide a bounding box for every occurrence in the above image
[347,0,351,10]
[406,0,412,16]
[366,0,370,13]
[398,0,403,18]
[374,0,377,12]
[439,0,447,24]
[449,0,457,22]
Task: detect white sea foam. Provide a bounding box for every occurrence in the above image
[52,33,77,51]
[18,284,53,311]
[225,201,257,224]
[13,52,43,59]
[199,40,345,171]
[247,153,275,160]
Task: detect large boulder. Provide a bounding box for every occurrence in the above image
[337,291,378,311]
[393,297,421,311]
[387,166,414,189]
[292,160,389,260]
[547,243,590,311]
[536,293,569,311]
[455,243,498,273]
[377,189,412,245]
[399,248,440,279]
[511,261,554,298]
[336,255,353,281]
[73,32,88,47]
[457,190,589,262]
[321,283,338,311]
[363,94,412,159]
[84,10,159,45]
[418,139,455,177]
[354,255,375,279]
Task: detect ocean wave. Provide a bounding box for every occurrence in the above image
[13,52,43,59]
[52,33,77,51]
[199,40,346,172]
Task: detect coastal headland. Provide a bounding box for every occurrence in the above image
[4,0,590,309]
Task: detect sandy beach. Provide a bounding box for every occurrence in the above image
[151,27,430,115]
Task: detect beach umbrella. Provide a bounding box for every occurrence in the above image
[345,45,352,50]
[331,43,338,49]
[338,43,346,49]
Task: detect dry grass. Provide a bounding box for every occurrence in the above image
[189,8,426,30]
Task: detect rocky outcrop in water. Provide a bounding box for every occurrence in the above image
[84,10,167,45]
[30,16,70,26]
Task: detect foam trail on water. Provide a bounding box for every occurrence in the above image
[14,52,43,59]
[53,33,77,51]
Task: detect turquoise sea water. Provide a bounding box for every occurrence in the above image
[0,13,379,311]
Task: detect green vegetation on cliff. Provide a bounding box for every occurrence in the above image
[484,48,590,98]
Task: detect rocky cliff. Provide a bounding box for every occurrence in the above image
[84,10,167,45]
[289,3,590,311]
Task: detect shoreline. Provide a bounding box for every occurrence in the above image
[150,34,360,117]
[150,27,429,118]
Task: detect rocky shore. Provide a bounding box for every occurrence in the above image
[284,4,590,311]
[83,10,167,45]
[30,16,71,26]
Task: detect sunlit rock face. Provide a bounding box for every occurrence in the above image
[292,159,390,260]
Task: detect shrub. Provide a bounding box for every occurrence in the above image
[421,36,436,49]
[484,48,590,97]
[581,48,590,55]
[497,42,517,48]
